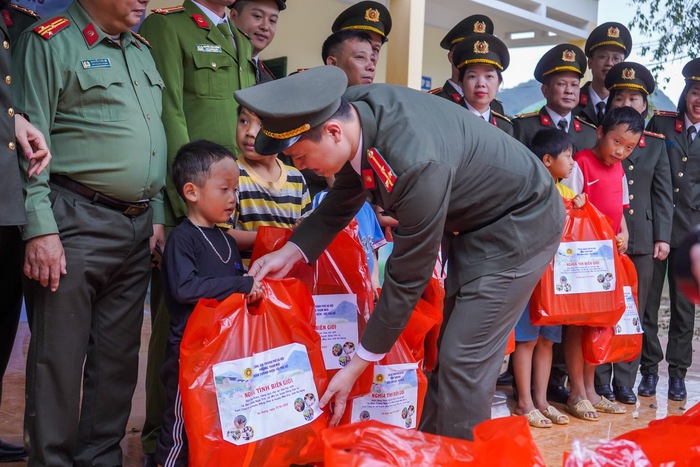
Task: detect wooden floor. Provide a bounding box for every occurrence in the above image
[2,315,699,466]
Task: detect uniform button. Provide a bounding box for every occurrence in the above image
[4,75,10,85]
[629,194,634,200]
[674,188,680,192]
[679,172,684,177]
[629,209,634,215]
[8,141,15,150]
[146,113,151,120]
[7,108,13,117]
[211,61,217,68]
[3,41,8,49]
[628,179,634,185]
[152,149,156,156]
[134,80,139,86]
[628,165,634,170]
[682,157,688,162]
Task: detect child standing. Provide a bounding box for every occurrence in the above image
[512,129,583,428]
[156,140,261,467]
[230,107,311,267]
[561,106,645,420]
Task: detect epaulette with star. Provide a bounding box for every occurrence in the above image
[10,4,39,19]
[492,110,511,123]
[131,31,151,48]
[151,6,184,14]
[515,111,539,119]
[574,116,596,129]
[33,16,70,40]
[428,87,443,95]
[644,130,666,140]
[653,109,678,118]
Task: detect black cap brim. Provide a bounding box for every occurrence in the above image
[254,132,300,156]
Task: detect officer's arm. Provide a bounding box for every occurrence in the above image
[12,30,61,239]
[139,15,189,220]
[651,142,673,244]
[361,161,453,354]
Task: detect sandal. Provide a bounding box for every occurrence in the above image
[542,405,569,425]
[593,396,626,414]
[516,409,552,428]
[566,399,599,421]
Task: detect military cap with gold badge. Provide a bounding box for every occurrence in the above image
[332,1,391,42]
[534,43,587,83]
[682,58,700,83]
[605,61,655,95]
[227,0,287,10]
[234,66,348,155]
[440,14,494,50]
[584,22,632,58]
[451,32,509,72]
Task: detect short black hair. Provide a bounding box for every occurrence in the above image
[322,29,373,63]
[529,128,573,161]
[677,80,700,116]
[605,88,649,118]
[172,140,236,200]
[296,97,353,144]
[600,105,645,136]
[230,0,250,13]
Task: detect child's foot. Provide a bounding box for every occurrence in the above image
[514,408,552,428]
[566,398,599,421]
[540,405,569,425]
[592,396,626,414]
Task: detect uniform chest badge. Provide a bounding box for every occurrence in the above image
[196,44,222,53]
[367,148,396,193]
[81,58,111,69]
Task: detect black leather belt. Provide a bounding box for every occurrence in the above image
[50,174,149,217]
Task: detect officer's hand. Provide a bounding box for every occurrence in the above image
[15,114,51,177]
[24,234,66,292]
[150,224,165,254]
[654,241,670,261]
[248,243,302,281]
[320,355,370,427]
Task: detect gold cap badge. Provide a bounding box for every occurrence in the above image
[365,8,380,23]
[562,49,576,62]
[474,21,486,33]
[474,40,489,54]
[622,68,636,80]
[608,26,620,38]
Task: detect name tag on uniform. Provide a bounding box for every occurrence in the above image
[81,58,111,69]
[196,44,222,53]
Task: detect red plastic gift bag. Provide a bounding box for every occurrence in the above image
[505,330,516,356]
[473,417,546,466]
[530,199,626,326]
[179,278,329,467]
[250,224,376,399]
[322,420,479,466]
[582,254,643,364]
[339,335,429,429]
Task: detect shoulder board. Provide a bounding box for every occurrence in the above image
[367,148,396,193]
[33,17,70,40]
[10,4,40,18]
[151,6,184,14]
[644,130,666,140]
[574,116,596,129]
[653,110,678,117]
[493,97,503,104]
[428,87,443,95]
[491,110,511,123]
[515,111,539,119]
[131,31,151,48]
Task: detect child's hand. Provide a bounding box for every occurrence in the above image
[246,278,264,303]
[616,232,629,255]
[572,193,587,209]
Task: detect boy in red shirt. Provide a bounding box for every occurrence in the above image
[560,105,645,420]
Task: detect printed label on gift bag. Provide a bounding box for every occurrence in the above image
[614,286,643,335]
[350,363,419,429]
[313,294,359,370]
[552,240,616,294]
[212,343,321,445]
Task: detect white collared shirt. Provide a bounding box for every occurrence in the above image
[684,114,700,141]
[545,107,572,131]
[448,79,464,97]
[465,101,490,121]
[588,85,607,109]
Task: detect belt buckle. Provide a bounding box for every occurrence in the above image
[123,203,148,217]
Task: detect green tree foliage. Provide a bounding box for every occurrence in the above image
[629,0,700,77]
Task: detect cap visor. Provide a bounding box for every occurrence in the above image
[254,132,301,156]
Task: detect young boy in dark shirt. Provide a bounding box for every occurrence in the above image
[156,140,262,467]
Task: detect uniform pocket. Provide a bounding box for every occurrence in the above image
[76,69,130,122]
[191,52,235,99]
[143,67,165,116]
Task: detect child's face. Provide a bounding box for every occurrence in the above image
[595,125,641,166]
[187,158,239,226]
[237,107,266,162]
[546,147,574,180]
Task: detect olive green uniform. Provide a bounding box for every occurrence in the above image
[574,82,603,126]
[513,107,597,153]
[429,79,506,115]
[13,2,166,465]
